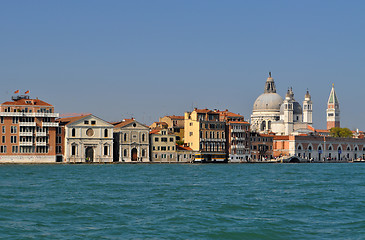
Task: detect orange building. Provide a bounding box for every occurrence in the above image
[0,95,59,163]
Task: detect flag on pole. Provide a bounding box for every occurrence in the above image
[14,90,19,94]
[25,90,30,94]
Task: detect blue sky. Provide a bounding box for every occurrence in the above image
[1,1,364,130]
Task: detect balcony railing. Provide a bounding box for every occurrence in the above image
[36,132,47,137]
[42,122,59,127]
[19,142,33,146]
[0,112,59,118]
[19,122,36,127]
[36,142,47,146]
[19,132,33,136]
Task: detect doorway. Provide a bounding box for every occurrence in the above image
[131,148,137,161]
[85,147,94,162]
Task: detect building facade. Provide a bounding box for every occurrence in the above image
[184,108,226,162]
[0,95,59,163]
[57,114,114,163]
[250,132,274,161]
[273,135,365,161]
[113,119,150,162]
[218,110,250,162]
[149,129,177,162]
[159,115,185,141]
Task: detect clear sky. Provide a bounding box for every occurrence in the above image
[1,1,364,130]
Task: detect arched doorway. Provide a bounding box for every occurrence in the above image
[85,147,94,162]
[131,148,137,161]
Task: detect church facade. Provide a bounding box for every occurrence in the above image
[251,73,313,135]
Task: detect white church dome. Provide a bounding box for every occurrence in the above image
[253,93,283,113]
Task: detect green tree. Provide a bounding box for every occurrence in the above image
[329,127,353,138]
[176,140,184,145]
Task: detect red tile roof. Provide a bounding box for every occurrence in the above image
[57,114,92,125]
[176,145,193,151]
[166,115,184,120]
[2,98,53,107]
[113,119,135,128]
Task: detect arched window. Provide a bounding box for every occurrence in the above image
[124,149,127,157]
[298,145,302,150]
[329,146,332,151]
[318,146,322,151]
[261,121,266,131]
[142,134,145,142]
[72,128,76,137]
[104,129,108,138]
[347,146,351,151]
[308,146,312,151]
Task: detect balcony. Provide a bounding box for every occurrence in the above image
[0,112,59,118]
[19,122,36,127]
[42,122,59,127]
[19,132,33,136]
[36,142,47,146]
[19,142,33,146]
[36,132,47,137]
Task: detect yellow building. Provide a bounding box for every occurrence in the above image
[184,108,226,162]
[159,115,185,141]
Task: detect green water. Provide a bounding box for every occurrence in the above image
[0,164,364,239]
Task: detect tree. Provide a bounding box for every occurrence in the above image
[329,127,353,138]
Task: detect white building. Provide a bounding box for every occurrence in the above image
[58,114,114,163]
[251,73,313,135]
[113,119,150,162]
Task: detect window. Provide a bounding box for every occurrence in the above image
[161,146,166,151]
[11,126,17,134]
[84,121,89,124]
[91,121,96,125]
[161,138,167,142]
[12,146,18,153]
[168,146,170,150]
[104,129,108,138]
[12,117,19,124]
[172,146,174,150]
[124,133,127,141]
[0,117,3,123]
[170,137,174,142]
[56,136,61,144]
[0,146,7,153]
[56,146,62,154]
[2,126,5,134]
[153,146,155,150]
[124,149,127,157]
[155,137,159,142]
[11,136,17,144]
[72,128,76,137]
[57,127,62,134]
[2,136,5,143]
[142,149,145,157]
[104,146,108,155]
[71,145,76,156]
[142,134,145,142]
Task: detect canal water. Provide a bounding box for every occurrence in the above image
[0,163,364,239]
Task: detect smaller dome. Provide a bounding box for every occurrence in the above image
[280,101,303,115]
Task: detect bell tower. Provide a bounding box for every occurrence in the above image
[326,84,340,130]
[303,90,312,126]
